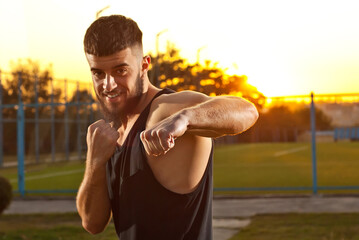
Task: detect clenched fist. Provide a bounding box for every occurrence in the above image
[140,112,189,157]
[86,119,119,169]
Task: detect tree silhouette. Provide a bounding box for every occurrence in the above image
[148,43,266,109]
[3,59,61,105]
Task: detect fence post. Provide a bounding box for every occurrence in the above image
[76,82,81,160]
[0,70,3,167]
[34,75,39,163]
[51,78,55,162]
[64,79,69,161]
[89,83,94,123]
[17,72,26,197]
[310,92,318,195]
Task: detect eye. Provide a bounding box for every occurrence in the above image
[92,70,105,79]
[116,68,127,76]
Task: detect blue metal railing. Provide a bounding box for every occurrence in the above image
[310,92,318,195]
[0,72,96,196]
[1,70,359,196]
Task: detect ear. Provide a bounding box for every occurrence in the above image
[141,55,151,73]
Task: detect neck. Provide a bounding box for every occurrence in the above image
[117,84,159,131]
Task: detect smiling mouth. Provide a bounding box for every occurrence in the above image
[106,93,121,98]
[102,91,124,99]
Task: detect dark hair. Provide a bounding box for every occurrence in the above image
[84,15,143,56]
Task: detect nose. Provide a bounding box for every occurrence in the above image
[103,74,117,92]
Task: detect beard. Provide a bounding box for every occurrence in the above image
[96,72,144,129]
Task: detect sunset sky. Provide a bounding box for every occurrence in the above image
[1,0,358,97]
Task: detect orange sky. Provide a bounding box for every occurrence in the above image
[1,0,359,97]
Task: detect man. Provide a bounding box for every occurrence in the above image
[76,15,258,240]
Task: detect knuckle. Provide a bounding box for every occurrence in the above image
[144,130,152,140]
[88,125,94,133]
[140,131,145,140]
[156,129,164,137]
[92,127,99,135]
[151,130,157,137]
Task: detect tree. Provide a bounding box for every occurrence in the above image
[1,59,63,155]
[295,107,332,131]
[239,105,333,143]
[148,43,266,109]
[3,59,61,105]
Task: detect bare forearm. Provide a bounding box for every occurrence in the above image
[182,96,258,137]
[76,164,111,234]
[141,93,258,156]
[77,119,118,233]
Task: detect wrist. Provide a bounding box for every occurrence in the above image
[86,153,107,174]
[84,162,107,184]
[178,108,192,130]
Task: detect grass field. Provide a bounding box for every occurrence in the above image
[229,213,359,240]
[0,213,117,239]
[1,213,359,239]
[0,141,359,196]
[214,141,359,195]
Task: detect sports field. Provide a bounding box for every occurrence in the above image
[0,141,358,196]
[2,212,359,239]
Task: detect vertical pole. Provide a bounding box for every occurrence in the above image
[17,72,26,197]
[89,83,94,123]
[310,92,318,195]
[34,75,39,163]
[154,30,168,87]
[0,70,3,167]
[154,36,159,87]
[51,78,55,162]
[76,82,81,160]
[64,79,69,161]
[333,128,338,142]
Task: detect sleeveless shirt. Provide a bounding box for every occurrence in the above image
[106,88,213,240]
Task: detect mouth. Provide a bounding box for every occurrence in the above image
[102,91,124,102]
[106,93,121,98]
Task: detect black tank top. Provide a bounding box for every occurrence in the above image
[106,88,213,240]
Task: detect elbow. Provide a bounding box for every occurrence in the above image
[82,219,107,235]
[250,103,259,125]
[233,102,259,134]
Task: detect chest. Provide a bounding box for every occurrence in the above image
[116,118,140,146]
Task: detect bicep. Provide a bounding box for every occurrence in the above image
[146,91,210,128]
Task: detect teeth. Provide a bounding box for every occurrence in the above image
[106,93,121,98]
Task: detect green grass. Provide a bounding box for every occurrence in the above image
[0,213,117,239]
[0,161,85,195]
[1,213,359,239]
[0,142,359,196]
[213,142,359,195]
[229,213,359,240]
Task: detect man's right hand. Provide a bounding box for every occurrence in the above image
[86,119,119,169]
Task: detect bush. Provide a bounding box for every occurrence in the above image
[0,176,12,215]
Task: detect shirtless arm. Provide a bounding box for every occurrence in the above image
[141,91,258,156]
[76,120,118,234]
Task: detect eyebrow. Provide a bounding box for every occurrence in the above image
[90,63,130,72]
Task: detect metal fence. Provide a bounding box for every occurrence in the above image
[214,92,359,195]
[1,70,359,196]
[0,71,99,195]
